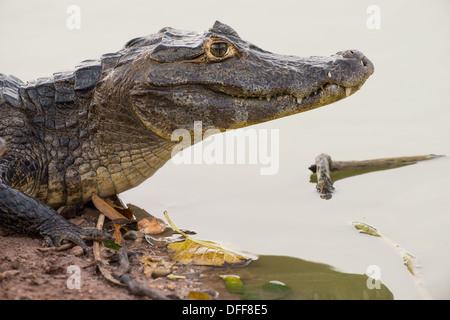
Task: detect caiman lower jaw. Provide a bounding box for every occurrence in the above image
[130,80,365,138]
[292,82,362,111]
[224,81,363,113]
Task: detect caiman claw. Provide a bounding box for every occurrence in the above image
[40,216,111,253]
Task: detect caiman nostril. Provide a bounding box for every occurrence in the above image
[341,50,358,59]
[339,49,374,74]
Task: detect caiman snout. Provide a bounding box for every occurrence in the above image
[336,49,374,84]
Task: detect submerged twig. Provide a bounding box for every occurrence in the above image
[352,221,432,300]
[309,153,444,199]
[313,153,334,199]
[312,154,443,172]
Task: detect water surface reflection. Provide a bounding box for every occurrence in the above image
[210,255,393,300]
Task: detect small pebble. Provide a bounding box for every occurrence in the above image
[166,282,176,291]
[70,246,84,256]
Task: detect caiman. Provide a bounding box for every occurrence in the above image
[0,21,374,252]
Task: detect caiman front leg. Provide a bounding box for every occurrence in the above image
[0,181,110,252]
[0,139,110,253]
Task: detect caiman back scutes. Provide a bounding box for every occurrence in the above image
[0,53,173,208]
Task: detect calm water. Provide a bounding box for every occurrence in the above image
[1,0,449,299]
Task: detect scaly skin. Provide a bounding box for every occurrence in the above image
[0,21,374,251]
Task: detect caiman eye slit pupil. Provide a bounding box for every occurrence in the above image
[210,42,229,58]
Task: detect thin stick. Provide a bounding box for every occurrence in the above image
[93,213,125,286]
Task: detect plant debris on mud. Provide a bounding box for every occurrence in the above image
[0,201,240,300]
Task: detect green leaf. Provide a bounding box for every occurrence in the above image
[220,275,290,300]
[220,275,245,293]
[352,221,381,237]
[103,239,122,250]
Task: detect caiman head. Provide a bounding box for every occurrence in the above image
[99,21,374,141]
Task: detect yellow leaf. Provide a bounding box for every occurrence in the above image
[352,221,381,237]
[164,211,252,267]
[187,291,213,300]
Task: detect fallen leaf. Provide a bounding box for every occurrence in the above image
[112,224,122,244]
[220,275,291,300]
[92,193,129,221]
[105,198,134,219]
[164,211,252,267]
[137,217,167,235]
[352,221,381,237]
[140,255,174,279]
[219,275,245,293]
[103,239,122,251]
[187,291,213,300]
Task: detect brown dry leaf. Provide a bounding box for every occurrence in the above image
[164,211,252,267]
[105,198,134,219]
[140,255,171,279]
[112,224,122,244]
[91,193,128,221]
[137,217,167,235]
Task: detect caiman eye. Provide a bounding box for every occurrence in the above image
[210,42,229,58]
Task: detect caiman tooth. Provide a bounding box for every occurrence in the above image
[266,96,271,102]
[296,97,302,104]
[327,72,332,77]
[345,87,352,97]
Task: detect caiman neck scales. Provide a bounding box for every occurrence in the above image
[0,21,374,250]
